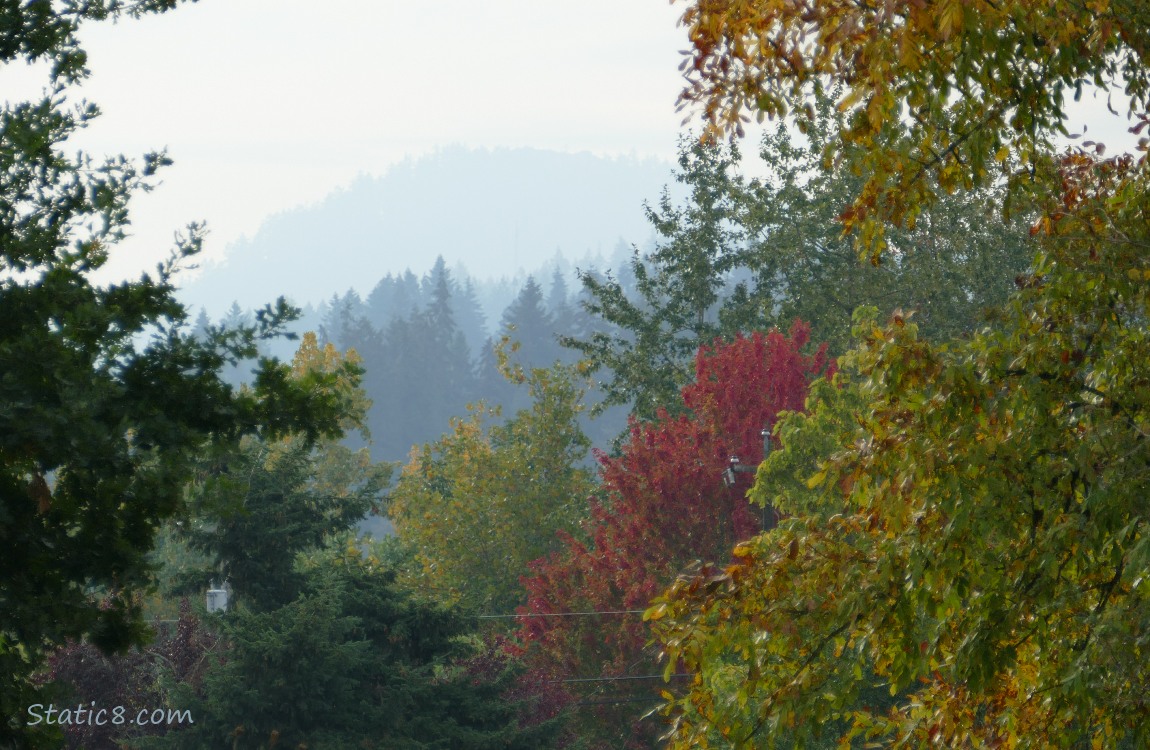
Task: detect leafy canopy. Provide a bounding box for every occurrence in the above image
[654,181,1150,743]
[387,357,595,614]
[565,137,749,420]
[650,0,1150,746]
[675,0,1150,250]
[567,100,1032,419]
[737,95,1034,352]
[521,326,831,748]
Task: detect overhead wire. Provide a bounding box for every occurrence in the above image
[471,608,647,619]
[556,673,690,684]
[471,609,687,707]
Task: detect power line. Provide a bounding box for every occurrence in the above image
[572,695,665,707]
[472,609,646,619]
[557,673,690,684]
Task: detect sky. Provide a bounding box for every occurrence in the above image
[0,1,1141,288]
[0,0,691,282]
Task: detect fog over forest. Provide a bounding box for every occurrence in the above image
[178,146,679,319]
[179,146,685,468]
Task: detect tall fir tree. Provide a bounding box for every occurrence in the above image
[423,255,477,411]
[500,276,561,369]
[318,289,369,350]
[455,276,490,361]
[546,267,580,364]
[370,263,476,461]
[479,277,562,416]
[365,274,395,331]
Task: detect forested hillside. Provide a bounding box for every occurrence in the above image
[176,146,676,317]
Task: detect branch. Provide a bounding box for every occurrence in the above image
[741,617,856,745]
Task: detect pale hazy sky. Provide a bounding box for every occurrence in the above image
[1,0,690,281]
[0,1,1139,286]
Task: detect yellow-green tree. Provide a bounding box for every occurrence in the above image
[649,0,1150,747]
[388,361,595,614]
[676,0,1150,252]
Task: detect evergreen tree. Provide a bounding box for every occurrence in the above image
[318,289,368,350]
[191,308,212,339]
[425,257,472,361]
[159,547,560,750]
[423,255,478,413]
[0,6,350,740]
[500,276,561,369]
[371,266,476,461]
[181,435,387,611]
[215,302,275,387]
[478,277,560,416]
[565,119,1032,422]
[372,315,422,458]
[545,267,581,365]
[386,269,424,323]
[175,334,389,612]
[455,276,490,360]
[365,273,396,330]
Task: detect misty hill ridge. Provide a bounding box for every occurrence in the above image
[179,146,674,315]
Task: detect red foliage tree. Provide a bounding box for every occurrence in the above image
[518,323,831,748]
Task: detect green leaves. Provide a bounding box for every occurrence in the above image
[567,97,1033,416]
[387,362,594,614]
[565,137,751,420]
[158,545,561,750]
[652,156,1150,746]
[0,5,356,742]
